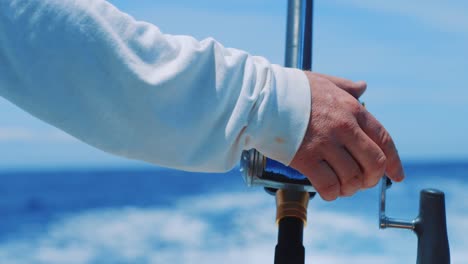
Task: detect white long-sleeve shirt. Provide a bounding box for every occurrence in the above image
[0,0,311,172]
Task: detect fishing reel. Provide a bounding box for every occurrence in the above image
[240,149,314,193]
[240,149,314,264]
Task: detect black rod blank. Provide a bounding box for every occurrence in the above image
[274,217,305,264]
[302,0,313,71]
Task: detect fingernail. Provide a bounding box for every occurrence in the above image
[356,81,367,88]
[396,170,406,182]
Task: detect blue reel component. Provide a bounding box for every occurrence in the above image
[265,158,307,181]
[240,149,314,192]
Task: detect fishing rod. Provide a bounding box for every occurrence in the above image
[240,0,450,263]
[242,1,315,263]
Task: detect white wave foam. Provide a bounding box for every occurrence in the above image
[0,182,467,264]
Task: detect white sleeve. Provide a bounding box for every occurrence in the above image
[0,0,311,172]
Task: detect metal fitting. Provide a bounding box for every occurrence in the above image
[276,189,310,225]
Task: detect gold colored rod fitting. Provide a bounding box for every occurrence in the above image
[276,189,310,225]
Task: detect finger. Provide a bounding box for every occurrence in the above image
[324,146,363,196]
[305,160,340,201]
[340,121,387,188]
[356,111,405,182]
[314,73,367,98]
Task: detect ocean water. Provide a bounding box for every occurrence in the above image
[0,161,467,264]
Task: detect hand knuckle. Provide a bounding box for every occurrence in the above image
[379,129,393,149]
[350,166,363,180]
[337,119,357,132]
[346,173,362,187]
[349,100,363,116]
[341,175,362,196]
[362,155,386,188]
[375,154,387,171]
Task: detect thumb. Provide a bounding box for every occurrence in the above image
[312,72,367,99]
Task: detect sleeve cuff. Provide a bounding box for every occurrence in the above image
[250,65,311,165]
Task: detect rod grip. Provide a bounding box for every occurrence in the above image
[415,189,450,264]
[274,217,305,264]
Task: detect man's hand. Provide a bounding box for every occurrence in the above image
[290,72,405,201]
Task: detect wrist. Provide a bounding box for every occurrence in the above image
[249,66,311,165]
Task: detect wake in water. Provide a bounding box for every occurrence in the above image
[0,164,467,263]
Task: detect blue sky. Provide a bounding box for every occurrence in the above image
[1,0,468,169]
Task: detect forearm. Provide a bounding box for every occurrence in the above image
[0,0,311,171]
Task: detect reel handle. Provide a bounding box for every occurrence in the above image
[415,189,450,264]
[379,177,450,264]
